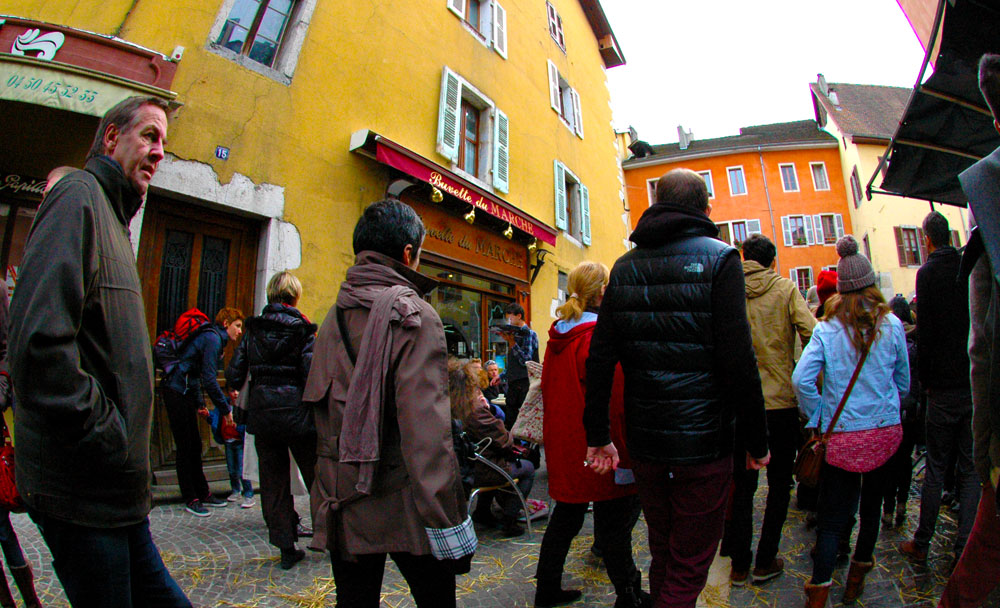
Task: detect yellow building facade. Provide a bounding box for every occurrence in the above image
[1,0,627,473]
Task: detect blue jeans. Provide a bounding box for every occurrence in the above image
[225,442,253,497]
[30,512,191,607]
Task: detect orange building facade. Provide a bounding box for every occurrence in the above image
[622,121,854,295]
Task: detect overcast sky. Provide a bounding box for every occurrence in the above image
[602,0,927,144]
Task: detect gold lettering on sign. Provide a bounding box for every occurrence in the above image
[426,223,455,244]
[475,238,524,269]
[457,235,472,250]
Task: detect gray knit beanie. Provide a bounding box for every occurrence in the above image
[836,235,876,293]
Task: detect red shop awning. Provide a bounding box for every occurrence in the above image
[350,130,557,246]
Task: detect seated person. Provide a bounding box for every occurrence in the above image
[482,359,507,403]
[448,358,534,537]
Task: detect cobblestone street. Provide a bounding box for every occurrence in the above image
[11,461,969,607]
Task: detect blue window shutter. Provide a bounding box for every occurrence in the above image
[580,183,591,245]
[781,215,791,247]
[493,108,510,193]
[554,160,567,230]
[436,67,461,163]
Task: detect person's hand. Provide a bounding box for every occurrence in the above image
[747,451,770,470]
[490,375,502,386]
[501,332,515,347]
[585,444,619,475]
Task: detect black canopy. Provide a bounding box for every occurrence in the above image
[870,0,1000,207]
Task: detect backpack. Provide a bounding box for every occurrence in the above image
[153,308,212,374]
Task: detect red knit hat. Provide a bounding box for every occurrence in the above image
[816,270,838,306]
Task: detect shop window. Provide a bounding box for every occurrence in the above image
[547,60,583,138]
[437,67,509,193]
[811,213,845,245]
[553,160,590,245]
[727,166,746,196]
[810,162,830,191]
[209,0,316,82]
[0,203,38,297]
[715,219,761,248]
[698,170,714,198]
[447,0,507,58]
[547,2,565,51]
[894,225,926,267]
[781,214,817,247]
[790,267,814,297]
[850,166,863,207]
[779,163,799,192]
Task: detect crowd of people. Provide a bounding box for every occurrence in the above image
[0,53,998,608]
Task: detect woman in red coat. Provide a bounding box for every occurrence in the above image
[534,262,649,608]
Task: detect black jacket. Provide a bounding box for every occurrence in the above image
[164,324,230,414]
[916,246,971,391]
[584,204,768,465]
[226,303,317,441]
[9,156,154,527]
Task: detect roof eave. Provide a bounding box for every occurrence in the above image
[623,140,839,168]
[578,0,626,67]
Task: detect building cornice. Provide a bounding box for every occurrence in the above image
[622,140,838,169]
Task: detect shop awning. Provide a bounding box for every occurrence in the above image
[350,130,558,246]
[869,0,1000,207]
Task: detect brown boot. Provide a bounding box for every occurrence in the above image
[804,581,831,608]
[0,571,14,608]
[10,564,42,608]
[841,560,873,604]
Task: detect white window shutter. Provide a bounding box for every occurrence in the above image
[834,214,845,238]
[447,0,465,19]
[746,219,762,234]
[812,214,824,244]
[580,183,591,245]
[436,67,462,163]
[571,88,584,138]
[804,215,815,245]
[781,216,791,247]
[492,1,507,59]
[807,267,814,286]
[790,268,796,281]
[547,60,561,113]
[492,108,510,193]
[554,160,568,230]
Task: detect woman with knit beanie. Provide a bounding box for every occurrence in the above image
[792,236,910,607]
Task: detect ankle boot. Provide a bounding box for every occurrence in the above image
[803,581,831,608]
[0,571,14,608]
[10,564,42,608]
[612,570,651,608]
[841,560,874,604]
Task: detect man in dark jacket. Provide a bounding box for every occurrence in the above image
[900,211,981,565]
[9,96,191,605]
[584,169,769,607]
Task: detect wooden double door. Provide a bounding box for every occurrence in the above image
[137,196,260,476]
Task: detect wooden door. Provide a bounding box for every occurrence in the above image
[137,196,260,476]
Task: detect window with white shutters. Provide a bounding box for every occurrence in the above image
[812,213,844,245]
[781,214,814,246]
[715,219,762,247]
[554,160,590,245]
[547,1,565,51]
[547,60,584,138]
[436,67,508,191]
[447,0,507,59]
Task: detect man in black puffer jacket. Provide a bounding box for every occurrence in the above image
[584,168,770,607]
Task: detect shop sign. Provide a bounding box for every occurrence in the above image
[0,61,139,117]
[0,173,46,200]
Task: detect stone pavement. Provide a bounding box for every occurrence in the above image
[9,460,971,607]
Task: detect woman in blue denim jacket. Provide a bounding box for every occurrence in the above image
[792,236,909,608]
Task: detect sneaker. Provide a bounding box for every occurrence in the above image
[202,494,228,508]
[518,499,550,523]
[752,558,785,583]
[241,496,256,509]
[898,540,928,562]
[296,523,313,538]
[729,568,749,587]
[185,500,210,517]
[226,492,240,503]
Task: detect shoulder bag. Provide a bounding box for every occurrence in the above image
[510,360,544,444]
[793,327,877,488]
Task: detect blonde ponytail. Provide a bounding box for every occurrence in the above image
[555,261,610,322]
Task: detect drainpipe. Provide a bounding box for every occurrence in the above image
[757,147,779,273]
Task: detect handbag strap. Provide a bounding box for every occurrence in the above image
[821,323,880,440]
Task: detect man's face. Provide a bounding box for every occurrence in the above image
[487,363,499,379]
[104,104,167,196]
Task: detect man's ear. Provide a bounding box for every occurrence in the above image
[103,124,120,156]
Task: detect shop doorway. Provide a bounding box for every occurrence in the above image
[136,196,260,476]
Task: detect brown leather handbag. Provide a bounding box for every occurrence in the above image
[793,329,877,487]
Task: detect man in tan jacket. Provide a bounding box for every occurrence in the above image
[722,233,816,586]
[304,199,475,607]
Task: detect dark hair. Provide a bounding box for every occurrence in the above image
[979,53,1000,119]
[922,211,950,248]
[655,169,709,211]
[352,199,425,262]
[504,303,524,318]
[741,233,776,267]
[87,96,170,161]
[889,295,913,325]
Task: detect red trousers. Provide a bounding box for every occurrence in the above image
[938,483,1000,607]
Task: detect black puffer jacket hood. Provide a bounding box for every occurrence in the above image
[630,204,718,248]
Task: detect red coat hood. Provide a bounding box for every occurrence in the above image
[546,320,597,355]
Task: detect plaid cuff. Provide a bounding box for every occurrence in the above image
[425,516,477,560]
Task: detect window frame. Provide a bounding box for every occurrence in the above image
[208,0,316,83]
[850,166,863,208]
[810,162,830,191]
[894,225,926,267]
[646,178,657,206]
[554,160,590,246]
[812,213,845,245]
[715,218,762,248]
[547,60,583,138]
[697,170,715,199]
[547,1,565,51]
[436,67,508,193]
[458,99,482,177]
[727,166,747,196]
[447,0,507,58]
[779,163,799,192]
[791,266,815,296]
[781,213,817,247]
